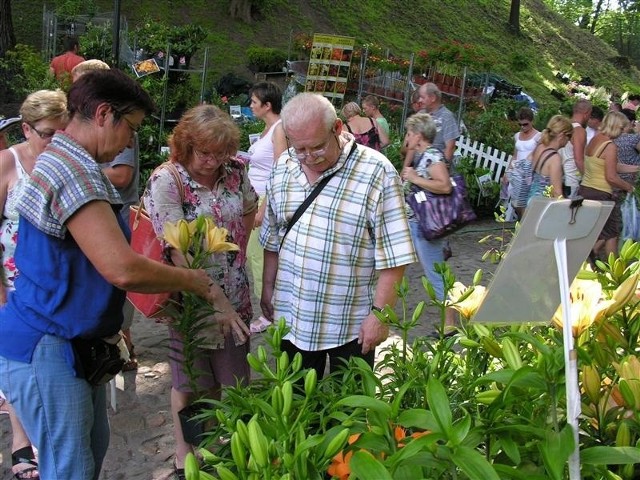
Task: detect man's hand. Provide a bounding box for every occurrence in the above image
[358,313,389,354]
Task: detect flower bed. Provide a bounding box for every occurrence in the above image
[182,240,640,479]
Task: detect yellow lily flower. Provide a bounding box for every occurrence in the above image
[447,282,487,320]
[551,278,614,337]
[163,219,191,254]
[187,218,198,237]
[204,225,239,253]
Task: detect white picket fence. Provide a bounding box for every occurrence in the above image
[455,135,512,182]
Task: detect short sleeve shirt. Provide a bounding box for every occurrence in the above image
[259,137,417,351]
[0,132,126,365]
[430,104,460,156]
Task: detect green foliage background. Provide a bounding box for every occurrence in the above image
[9,0,640,108]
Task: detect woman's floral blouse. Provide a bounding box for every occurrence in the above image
[144,161,258,344]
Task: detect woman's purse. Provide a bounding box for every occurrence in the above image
[406,173,476,240]
[127,162,184,318]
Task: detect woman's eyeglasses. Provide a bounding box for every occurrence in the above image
[518,122,531,128]
[28,123,56,139]
[193,149,231,163]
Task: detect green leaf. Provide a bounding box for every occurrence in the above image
[499,435,521,465]
[538,425,574,480]
[449,413,472,446]
[335,395,392,417]
[397,409,436,430]
[451,445,501,480]
[493,464,548,479]
[292,434,324,461]
[581,446,640,465]
[426,378,452,436]
[349,450,392,480]
[385,433,440,468]
[390,382,414,418]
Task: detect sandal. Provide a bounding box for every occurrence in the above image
[12,446,39,479]
[250,315,272,334]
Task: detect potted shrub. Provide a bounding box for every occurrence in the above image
[133,18,171,58]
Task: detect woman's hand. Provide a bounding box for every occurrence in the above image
[205,281,251,344]
[253,201,266,228]
[214,308,251,345]
[401,166,417,183]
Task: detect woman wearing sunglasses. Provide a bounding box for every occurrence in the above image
[0,89,68,479]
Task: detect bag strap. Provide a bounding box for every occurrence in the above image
[537,148,558,175]
[534,148,557,174]
[593,140,613,158]
[132,161,185,229]
[279,142,357,252]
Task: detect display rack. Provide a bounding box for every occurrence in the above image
[156,45,209,151]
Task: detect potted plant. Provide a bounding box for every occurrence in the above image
[161,215,241,445]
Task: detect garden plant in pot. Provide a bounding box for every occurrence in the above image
[161,215,241,445]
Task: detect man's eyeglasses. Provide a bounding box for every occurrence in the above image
[28,123,56,140]
[287,132,337,164]
[518,122,531,127]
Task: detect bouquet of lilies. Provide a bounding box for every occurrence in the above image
[162,215,239,393]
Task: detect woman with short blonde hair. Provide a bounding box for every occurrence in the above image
[0,88,68,480]
[580,111,634,257]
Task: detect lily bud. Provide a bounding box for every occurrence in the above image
[606,274,639,317]
[581,365,601,405]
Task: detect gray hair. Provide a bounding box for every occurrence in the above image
[405,112,437,143]
[281,93,337,135]
[341,101,361,119]
[421,82,442,101]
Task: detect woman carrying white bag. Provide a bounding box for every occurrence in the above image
[615,109,640,241]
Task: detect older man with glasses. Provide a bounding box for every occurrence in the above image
[259,93,416,379]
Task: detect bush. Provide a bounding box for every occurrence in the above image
[462,98,520,154]
[80,22,113,63]
[246,46,287,73]
[0,44,58,102]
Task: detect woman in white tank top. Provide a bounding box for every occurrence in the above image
[246,82,287,332]
[0,89,68,479]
